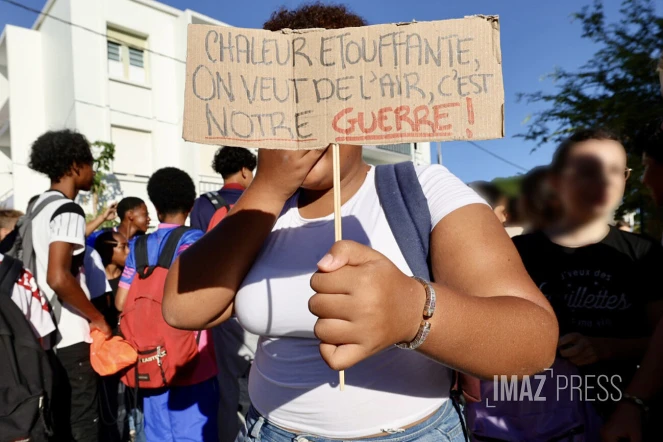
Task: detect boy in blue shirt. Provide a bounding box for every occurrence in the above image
[116,167,218,442]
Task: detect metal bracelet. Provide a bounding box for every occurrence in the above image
[395,277,436,350]
[395,320,431,350]
[412,276,437,319]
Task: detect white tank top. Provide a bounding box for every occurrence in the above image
[234,165,486,438]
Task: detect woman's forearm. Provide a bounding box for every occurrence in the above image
[163,182,286,330]
[418,283,558,379]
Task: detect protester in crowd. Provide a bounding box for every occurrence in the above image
[615,220,632,232]
[196,146,259,442]
[191,146,256,231]
[162,6,558,442]
[0,252,55,347]
[86,197,150,247]
[602,117,663,442]
[116,167,218,442]
[91,230,133,442]
[86,202,118,237]
[0,209,22,242]
[468,181,508,224]
[473,128,663,440]
[28,129,111,442]
[519,165,560,232]
[93,231,129,328]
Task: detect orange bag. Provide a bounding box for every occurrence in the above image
[90,329,137,376]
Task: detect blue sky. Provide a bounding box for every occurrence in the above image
[0,0,643,182]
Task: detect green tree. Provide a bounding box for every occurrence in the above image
[493,175,523,199]
[90,140,115,214]
[518,0,663,235]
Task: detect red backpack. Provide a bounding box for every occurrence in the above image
[120,227,199,389]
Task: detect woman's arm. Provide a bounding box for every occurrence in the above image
[163,149,326,330]
[115,286,129,311]
[309,204,558,378]
[422,203,557,377]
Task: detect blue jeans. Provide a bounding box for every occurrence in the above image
[237,399,465,442]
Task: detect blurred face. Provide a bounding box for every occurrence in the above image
[552,139,628,223]
[130,204,151,233]
[301,144,363,190]
[110,232,130,267]
[642,152,663,207]
[75,163,95,192]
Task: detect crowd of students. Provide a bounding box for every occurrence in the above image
[0,129,257,442]
[0,4,662,442]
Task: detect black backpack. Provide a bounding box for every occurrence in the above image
[0,255,53,442]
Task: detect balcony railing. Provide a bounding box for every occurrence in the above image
[375,143,412,157]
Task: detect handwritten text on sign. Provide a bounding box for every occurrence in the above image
[183,17,504,149]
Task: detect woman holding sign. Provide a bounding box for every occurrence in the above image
[163,4,558,442]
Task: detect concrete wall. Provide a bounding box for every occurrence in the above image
[6,26,49,209]
[40,0,76,131]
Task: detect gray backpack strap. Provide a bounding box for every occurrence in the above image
[21,194,66,280]
[374,162,432,279]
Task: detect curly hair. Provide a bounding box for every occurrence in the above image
[147,167,196,216]
[263,2,367,31]
[212,146,257,178]
[117,197,146,221]
[29,129,93,182]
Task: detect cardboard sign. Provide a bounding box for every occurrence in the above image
[183,17,504,149]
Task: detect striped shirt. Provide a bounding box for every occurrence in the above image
[31,190,91,349]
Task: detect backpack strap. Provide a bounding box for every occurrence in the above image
[156,226,192,270]
[0,255,23,298]
[375,162,472,441]
[134,236,151,280]
[203,192,230,213]
[374,162,432,280]
[30,194,66,219]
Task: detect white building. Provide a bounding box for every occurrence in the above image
[0,0,430,217]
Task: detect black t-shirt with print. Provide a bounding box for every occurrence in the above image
[513,227,663,413]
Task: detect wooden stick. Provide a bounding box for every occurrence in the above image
[332,143,345,391]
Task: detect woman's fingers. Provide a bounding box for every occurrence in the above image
[319,342,366,372]
[314,318,357,344]
[309,293,354,320]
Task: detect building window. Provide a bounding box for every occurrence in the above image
[107,28,148,84]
